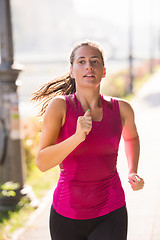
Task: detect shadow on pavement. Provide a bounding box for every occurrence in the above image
[142,92,160,107]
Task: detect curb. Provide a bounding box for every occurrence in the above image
[11,188,54,240]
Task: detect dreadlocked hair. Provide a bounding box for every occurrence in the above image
[30,40,104,116]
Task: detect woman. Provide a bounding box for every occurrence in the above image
[31,41,144,240]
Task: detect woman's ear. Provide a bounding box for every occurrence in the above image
[102,67,106,78]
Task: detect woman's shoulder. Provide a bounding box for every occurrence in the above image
[116,97,134,115]
[47,95,66,112]
[103,95,132,109]
[43,95,66,125]
[102,95,134,118]
[102,95,125,103]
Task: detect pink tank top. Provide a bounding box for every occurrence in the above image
[52,93,126,219]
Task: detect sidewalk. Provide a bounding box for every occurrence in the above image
[12,69,160,240]
[118,68,160,240]
[11,190,53,240]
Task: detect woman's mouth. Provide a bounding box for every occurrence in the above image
[84,74,95,78]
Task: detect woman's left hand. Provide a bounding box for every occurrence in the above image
[128,173,144,191]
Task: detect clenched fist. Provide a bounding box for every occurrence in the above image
[128,173,144,191]
[75,109,92,142]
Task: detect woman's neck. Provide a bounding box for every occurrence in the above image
[75,88,101,110]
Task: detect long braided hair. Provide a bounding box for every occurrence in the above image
[31,41,105,115]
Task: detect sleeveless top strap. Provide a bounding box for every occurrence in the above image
[64,94,76,122]
[111,98,120,114]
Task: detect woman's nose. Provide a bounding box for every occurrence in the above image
[86,61,93,70]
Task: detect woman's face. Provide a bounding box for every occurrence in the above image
[70,45,106,89]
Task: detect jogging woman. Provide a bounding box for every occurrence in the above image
[31,41,144,240]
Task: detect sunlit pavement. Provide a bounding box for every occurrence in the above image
[118,68,160,240]
[12,190,53,240]
[13,69,160,240]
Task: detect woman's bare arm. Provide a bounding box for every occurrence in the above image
[119,100,144,190]
[36,97,92,172]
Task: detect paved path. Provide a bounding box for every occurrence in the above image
[12,69,160,240]
[118,69,160,240]
[11,190,53,240]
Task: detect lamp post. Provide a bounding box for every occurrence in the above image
[128,0,134,93]
[0,0,25,188]
[149,0,154,73]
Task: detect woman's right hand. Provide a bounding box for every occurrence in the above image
[75,110,92,142]
[37,99,92,172]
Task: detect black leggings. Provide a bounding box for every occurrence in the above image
[49,205,128,240]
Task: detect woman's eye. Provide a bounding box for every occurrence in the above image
[78,60,85,64]
[92,60,98,64]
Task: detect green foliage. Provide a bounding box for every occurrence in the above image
[22,117,42,176]
[0,182,20,197]
[101,70,128,98]
[101,61,160,99]
[0,195,34,239]
[27,165,59,198]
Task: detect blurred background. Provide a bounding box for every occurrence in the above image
[9,0,160,115]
